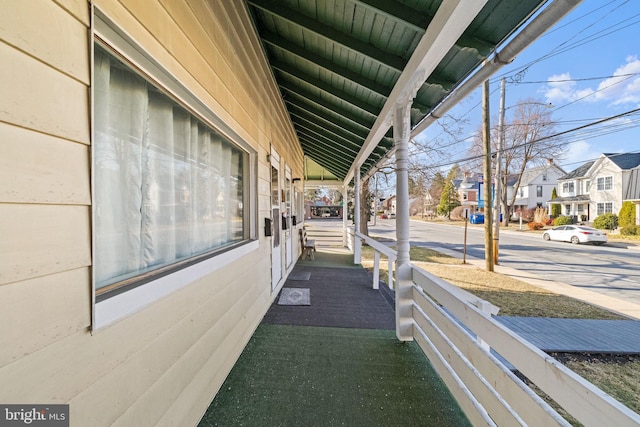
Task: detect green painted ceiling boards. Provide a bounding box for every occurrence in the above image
[246,0,550,181]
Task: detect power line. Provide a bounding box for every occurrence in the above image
[424,107,640,170]
[492,0,638,84]
[511,72,640,85]
[552,73,639,112]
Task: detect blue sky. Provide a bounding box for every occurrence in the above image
[417,0,640,175]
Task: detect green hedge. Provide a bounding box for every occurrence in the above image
[619,201,636,227]
[593,213,618,230]
[620,225,640,236]
[553,215,573,226]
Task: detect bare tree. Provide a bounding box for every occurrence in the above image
[469,98,562,225]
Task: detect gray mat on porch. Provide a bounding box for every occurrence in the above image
[287,272,311,281]
[264,265,395,330]
[277,288,310,305]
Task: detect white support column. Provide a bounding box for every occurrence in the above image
[394,100,414,342]
[354,168,362,264]
[342,185,349,247]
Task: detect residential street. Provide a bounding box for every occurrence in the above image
[369,219,640,309]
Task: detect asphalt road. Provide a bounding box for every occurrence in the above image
[368,219,640,307]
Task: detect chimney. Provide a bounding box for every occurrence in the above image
[547,158,553,165]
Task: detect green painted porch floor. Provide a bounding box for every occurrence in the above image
[198,324,470,426]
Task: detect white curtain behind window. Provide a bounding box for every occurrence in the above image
[94,47,245,291]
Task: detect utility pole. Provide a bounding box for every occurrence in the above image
[494,78,506,265]
[482,75,494,272]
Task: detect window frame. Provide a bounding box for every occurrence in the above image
[91,8,258,330]
[562,181,574,194]
[596,176,613,191]
[596,202,613,215]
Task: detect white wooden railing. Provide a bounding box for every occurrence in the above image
[350,230,640,427]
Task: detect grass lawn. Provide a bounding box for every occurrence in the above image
[360,242,640,419]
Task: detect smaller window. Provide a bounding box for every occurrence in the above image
[585,180,591,192]
[536,186,543,197]
[565,204,571,214]
[536,202,543,208]
[542,173,547,182]
[562,182,574,194]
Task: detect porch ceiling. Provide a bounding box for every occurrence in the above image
[245,0,558,182]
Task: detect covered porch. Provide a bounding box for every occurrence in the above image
[200,221,640,426]
[547,195,591,222]
[204,0,639,424]
[200,224,470,425]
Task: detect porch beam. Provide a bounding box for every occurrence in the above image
[280,85,375,130]
[272,60,383,115]
[260,30,392,98]
[344,0,490,186]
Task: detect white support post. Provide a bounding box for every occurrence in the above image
[373,251,380,290]
[476,300,493,352]
[354,168,362,264]
[394,100,414,341]
[388,258,394,290]
[342,185,348,247]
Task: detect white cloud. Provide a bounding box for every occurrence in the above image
[560,140,600,169]
[542,72,576,102]
[593,55,640,105]
[542,56,640,106]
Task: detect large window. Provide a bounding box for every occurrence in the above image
[536,186,543,197]
[596,176,613,191]
[94,45,249,296]
[597,202,613,215]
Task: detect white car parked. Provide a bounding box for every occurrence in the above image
[542,225,607,246]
